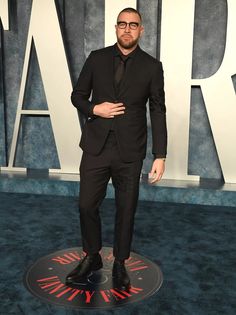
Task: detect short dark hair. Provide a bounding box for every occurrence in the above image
[117,7,142,23]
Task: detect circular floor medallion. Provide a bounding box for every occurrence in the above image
[24,247,163,309]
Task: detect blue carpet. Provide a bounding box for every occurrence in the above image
[0,192,236,314]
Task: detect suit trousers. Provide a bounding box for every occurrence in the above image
[79,131,143,260]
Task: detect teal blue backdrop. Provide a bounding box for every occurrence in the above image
[0,0,233,180]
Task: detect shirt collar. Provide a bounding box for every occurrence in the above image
[114,43,139,59]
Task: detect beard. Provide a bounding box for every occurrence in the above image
[117,35,139,49]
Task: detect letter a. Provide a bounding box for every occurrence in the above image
[1,0,82,174]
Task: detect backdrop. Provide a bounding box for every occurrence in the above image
[0,0,235,182]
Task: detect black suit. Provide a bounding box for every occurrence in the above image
[71,44,167,259]
[72,44,167,161]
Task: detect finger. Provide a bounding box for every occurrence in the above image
[150,174,159,183]
[148,171,155,183]
[149,171,163,183]
[112,111,125,116]
[111,103,124,108]
[111,108,125,114]
[107,110,125,118]
[149,168,155,178]
[150,174,157,183]
[111,109,125,114]
[152,172,163,183]
[110,107,125,113]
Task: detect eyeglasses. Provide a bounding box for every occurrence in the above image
[117,21,140,30]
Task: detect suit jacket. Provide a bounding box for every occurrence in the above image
[71,44,167,162]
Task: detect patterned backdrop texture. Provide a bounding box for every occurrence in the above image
[0,0,232,179]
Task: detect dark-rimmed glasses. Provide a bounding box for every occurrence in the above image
[117,21,140,30]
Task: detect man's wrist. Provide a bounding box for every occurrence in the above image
[153,155,166,161]
[157,158,166,162]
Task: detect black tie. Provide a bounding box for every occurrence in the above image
[114,55,128,90]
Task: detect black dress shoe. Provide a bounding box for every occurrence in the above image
[65,253,103,284]
[112,260,131,291]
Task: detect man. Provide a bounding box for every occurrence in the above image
[66,7,167,291]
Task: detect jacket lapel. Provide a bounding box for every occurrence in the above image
[107,47,117,99]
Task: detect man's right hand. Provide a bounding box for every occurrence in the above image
[93,102,125,118]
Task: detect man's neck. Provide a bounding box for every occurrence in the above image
[116,42,138,56]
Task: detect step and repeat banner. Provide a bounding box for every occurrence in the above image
[0,0,236,183]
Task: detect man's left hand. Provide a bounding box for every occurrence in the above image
[149,159,165,183]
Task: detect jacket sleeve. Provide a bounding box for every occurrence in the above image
[71,52,95,119]
[149,61,167,158]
